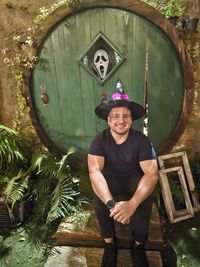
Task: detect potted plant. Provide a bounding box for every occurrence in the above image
[182,0,199,32]
[163,0,185,25]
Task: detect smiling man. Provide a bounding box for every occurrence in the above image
[88,82,158,267]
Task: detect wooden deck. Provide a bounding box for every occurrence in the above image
[44,247,163,267]
[54,202,164,250]
[47,202,164,266]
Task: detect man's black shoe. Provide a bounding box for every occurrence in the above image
[101,242,117,267]
[131,242,149,267]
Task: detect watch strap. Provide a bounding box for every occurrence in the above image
[106,199,116,209]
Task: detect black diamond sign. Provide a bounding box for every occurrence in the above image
[78,32,125,84]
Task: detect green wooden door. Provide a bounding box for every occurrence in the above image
[31,7,184,154]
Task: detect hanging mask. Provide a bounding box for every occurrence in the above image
[93,49,109,79]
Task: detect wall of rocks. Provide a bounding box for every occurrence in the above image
[0,0,55,126]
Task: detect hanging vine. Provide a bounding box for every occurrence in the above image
[1,0,81,134]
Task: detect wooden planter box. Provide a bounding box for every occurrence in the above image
[0,197,12,227]
[0,197,31,228]
[182,18,199,32]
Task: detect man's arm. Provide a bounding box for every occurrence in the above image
[110,159,158,224]
[88,154,113,204]
[130,158,158,206]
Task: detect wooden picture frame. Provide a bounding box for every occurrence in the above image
[159,166,194,223]
[158,151,200,212]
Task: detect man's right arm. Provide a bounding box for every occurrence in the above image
[87,154,113,205]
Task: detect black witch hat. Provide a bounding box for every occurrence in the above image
[95,81,145,121]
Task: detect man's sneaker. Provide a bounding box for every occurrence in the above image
[131,242,149,267]
[101,242,117,267]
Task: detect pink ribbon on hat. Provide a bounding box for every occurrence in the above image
[112,93,129,101]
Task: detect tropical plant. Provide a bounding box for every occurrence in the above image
[163,0,185,18]
[0,124,85,235]
[28,146,83,223]
[22,146,87,246]
[0,124,32,200]
[154,172,186,213]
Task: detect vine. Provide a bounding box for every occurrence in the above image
[1,0,80,134]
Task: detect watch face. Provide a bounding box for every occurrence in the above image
[106,199,116,209]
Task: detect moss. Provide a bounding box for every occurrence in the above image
[0,228,45,267]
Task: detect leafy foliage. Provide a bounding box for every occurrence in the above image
[163,0,185,18]
[0,235,8,256]
[28,147,83,224]
[168,177,185,209]
[0,125,31,166]
[141,0,185,18]
[154,172,186,213]
[0,124,86,246]
[0,228,47,266]
[0,124,32,200]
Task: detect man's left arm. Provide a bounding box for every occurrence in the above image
[110,159,158,224]
[131,159,158,206]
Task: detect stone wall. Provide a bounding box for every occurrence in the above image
[0,0,55,127]
[0,0,200,159]
[173,29,200,159]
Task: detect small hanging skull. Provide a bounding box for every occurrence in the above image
[93,49,109,79]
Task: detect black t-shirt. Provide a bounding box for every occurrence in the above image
[88,128,157,196]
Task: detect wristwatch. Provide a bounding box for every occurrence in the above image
[106,199,116,209]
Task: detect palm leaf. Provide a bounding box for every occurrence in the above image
[4,169,30,207]
[30,148,49,172]
[57,147,76,174]
[29,173,55,201]
[46,161,80,223]
[0,124,31,175]
[31,193,51,222]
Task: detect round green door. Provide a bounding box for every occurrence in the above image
[30,5,187,155]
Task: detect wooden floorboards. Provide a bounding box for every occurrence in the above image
[54,202,164,250]
[45,247,163,267]
[46,202,164,266]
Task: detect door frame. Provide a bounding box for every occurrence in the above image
[24,0,194,155]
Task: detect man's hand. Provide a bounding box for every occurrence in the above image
[109,200,137,225]
[109,159,158,225]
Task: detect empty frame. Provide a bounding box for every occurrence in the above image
[158,151,200,223]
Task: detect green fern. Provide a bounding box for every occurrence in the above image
[47,177,79,223]
[0,124,85,247]
[0,124,31,167]
[0,124,32,199]
[168,176,185,209]
[4,170,30,208]
[28,147,82,224]
[31,193,52,222]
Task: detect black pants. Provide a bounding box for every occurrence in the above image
[94,194,152,243]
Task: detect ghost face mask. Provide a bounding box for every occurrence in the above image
[93,49,109,79]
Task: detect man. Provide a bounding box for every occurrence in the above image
[88,82,158,267]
